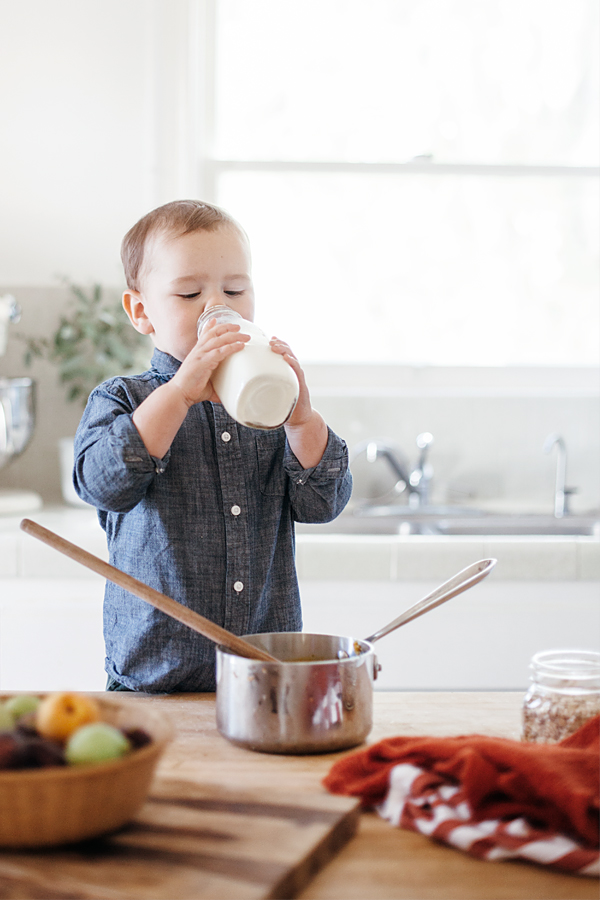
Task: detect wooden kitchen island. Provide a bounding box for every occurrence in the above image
[1,692,597,900]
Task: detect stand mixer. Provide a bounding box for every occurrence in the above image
[0,294,42,514]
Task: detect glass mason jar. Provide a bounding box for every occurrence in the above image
[196,305,299,429]
[522,649,600,743]
[197,305,241,331]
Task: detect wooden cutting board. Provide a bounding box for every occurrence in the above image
[0,776,360,900]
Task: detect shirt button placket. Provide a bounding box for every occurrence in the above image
[231,503,242,593]
[215,410,248,628]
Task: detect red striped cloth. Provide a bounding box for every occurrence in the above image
[323,715,599,876]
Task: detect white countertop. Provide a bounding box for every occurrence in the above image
[0,505,598,582]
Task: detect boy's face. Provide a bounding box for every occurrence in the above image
[124,224,255,361]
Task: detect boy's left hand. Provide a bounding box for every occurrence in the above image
[269,337,311,426]
[270,337,328,468]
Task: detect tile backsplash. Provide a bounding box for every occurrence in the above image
[308,364,600,514]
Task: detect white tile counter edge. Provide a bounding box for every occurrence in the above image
[1,506,598,581]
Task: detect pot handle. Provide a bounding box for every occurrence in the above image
[364,558,497,644]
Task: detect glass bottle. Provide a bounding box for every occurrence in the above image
[197,306,299,430]
[522,649,600,743]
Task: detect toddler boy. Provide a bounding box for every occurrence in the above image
[73,200,352,692]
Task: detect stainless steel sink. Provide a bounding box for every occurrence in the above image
[296,507,600,536]
[433,515,599,536]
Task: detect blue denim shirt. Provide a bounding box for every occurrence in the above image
[73,349,352,692]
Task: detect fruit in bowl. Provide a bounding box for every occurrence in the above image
[0,692,172,848]
[36,691,101,741]
[0,691,152,771]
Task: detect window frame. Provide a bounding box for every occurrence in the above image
[186,0,599,370]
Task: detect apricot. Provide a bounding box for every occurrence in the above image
[36,692,101,742]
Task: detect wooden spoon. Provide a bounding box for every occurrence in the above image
[20,518,278,663]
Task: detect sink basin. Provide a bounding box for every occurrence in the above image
[296,508,600,536]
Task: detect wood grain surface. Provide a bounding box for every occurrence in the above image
[0,692,596,900]
[0,778,359,899]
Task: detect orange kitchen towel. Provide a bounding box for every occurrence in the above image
[323,715,599,876]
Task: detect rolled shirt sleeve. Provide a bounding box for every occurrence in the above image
[283,427,352,523]
[73,380,170,512]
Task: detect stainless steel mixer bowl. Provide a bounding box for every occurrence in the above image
[216,632,378,754]
[0,377,36,469]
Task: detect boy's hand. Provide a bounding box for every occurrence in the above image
[269,338,311,425]
[172,318,250,407]
[270,337,328,468]
[132,318,249,460]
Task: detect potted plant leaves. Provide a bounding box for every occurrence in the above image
[20,280,151,505]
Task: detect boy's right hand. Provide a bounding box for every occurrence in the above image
[132,317,250,460]
[171,317,250,408]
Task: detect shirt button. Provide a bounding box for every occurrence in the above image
[221,431,231,442]
[231,504,241,516]
[233,580,244,592]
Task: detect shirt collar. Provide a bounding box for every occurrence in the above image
[150,348,182,375]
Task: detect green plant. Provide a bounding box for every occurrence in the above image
[21,280,151,407]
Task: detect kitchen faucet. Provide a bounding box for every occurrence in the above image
[364,433,434,508]
[543,433,577,518]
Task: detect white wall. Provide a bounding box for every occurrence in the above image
[0,0,201,286]
[0,0,204,501]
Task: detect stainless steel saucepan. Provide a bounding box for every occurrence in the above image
[20,519,496,755]
[215,558,496,753]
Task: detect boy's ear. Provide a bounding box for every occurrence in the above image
[122,291,154,335]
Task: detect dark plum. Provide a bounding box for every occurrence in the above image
[0,732,23,769]
[122,727,152,749]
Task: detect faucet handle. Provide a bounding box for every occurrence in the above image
[411,433,434,506]
[416,432,433,451]
[563,486,578,515]
[415,432,434,473]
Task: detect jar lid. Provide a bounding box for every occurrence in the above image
[530,649,600,689]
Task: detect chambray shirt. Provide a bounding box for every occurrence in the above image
[73,349,352,692]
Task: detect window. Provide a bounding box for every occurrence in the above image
[201,0,599,365]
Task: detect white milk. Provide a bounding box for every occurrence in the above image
[197,306,299,429]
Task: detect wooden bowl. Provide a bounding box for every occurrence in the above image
[0,695,172,848]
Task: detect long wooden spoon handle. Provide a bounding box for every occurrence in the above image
[20,518,278,663]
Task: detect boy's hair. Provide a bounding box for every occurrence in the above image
[121,199,242,291]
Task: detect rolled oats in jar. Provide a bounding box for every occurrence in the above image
[522,649,600,743]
